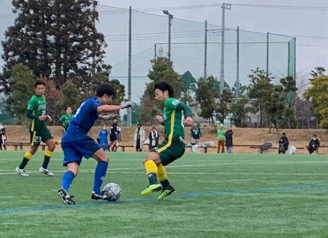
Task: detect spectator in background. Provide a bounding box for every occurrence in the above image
[0,123,7,150]
[278,132,289,154]
[190,122,202,145]
[134,124,145,152]
[225,126,233,153]
[97,125,110,151]
[109,118,119,152]
[148,126,159,151]
[307,134,320,154]
[217,124,226,153]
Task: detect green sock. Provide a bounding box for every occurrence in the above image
[42,156,50,169]
[19,158,29,170]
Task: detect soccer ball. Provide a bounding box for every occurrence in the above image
[102,183,121,202]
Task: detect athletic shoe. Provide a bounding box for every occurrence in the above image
[39,167,54,176]
[157,185,175,201]
[141,184,162,196]
[58,188,75,205]
[91,191,108,200]
[15,166,29,176]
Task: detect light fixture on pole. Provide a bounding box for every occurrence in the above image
[162,10,173,60]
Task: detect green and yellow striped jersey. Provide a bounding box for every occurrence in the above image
[26,95,46,129]
[162,98,192,140]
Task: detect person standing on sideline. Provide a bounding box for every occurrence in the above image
[134,124,145,152]
[59,106,74,133]
[97,125,110,151]
[141,82,193,200]
[225,126,233,153]
[278,132,289,154]
[190,122,202,145]
[0,123,7,150]
[15,80,56,177]
[58,83,132,205]
[109,118,119,152]
[217,124,226,153]
[148,126,159,151]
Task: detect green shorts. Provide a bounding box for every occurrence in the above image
[154,136,185,166]
[29,125,53,146]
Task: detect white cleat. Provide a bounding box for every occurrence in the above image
[39,167,54,176]
[15,166,29,176]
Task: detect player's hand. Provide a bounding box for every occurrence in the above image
[184,116,193,126]
[38,115,48,121]
[102,114,120,120]
[121,101,133,109]
[156,114,163,123]
[46,115,52,122]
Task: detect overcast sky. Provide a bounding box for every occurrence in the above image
[98,0,328,78]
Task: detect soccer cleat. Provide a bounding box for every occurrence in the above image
[15,166,29,176]
[141,184,162,196]
[157,185,175,201]
[58,188,75,205]
[91,191,108,200]
[39,167,54,176]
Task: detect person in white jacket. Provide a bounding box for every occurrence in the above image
[134,124,145,152]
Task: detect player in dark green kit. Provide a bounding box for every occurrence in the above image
[15,80,56,176]
[59,106,74,132]
[141,82,194,200]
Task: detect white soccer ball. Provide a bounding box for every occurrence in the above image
[102,183,121,202]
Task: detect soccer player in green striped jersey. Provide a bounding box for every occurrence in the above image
[141,82,193,200]
[15,80,56,177]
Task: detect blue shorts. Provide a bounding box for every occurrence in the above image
[61,135,101,166]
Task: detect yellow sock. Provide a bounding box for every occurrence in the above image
[44,150,53,157]
[24,151,33,160]
[157,163,167,182]
[144,160,158,174]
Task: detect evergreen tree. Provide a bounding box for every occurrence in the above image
[1,0,110,94]
[139,56,182,124]
[7,63,35,125]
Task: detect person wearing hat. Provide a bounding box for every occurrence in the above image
[217,124,226,153]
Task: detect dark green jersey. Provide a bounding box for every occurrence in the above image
[190,126,202,139]
[26,95,46,129]
[59,114,74,130]
[162,98,192,140]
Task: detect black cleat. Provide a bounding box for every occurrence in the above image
[58,188,75,205]
[157,185,175,201]
[91,191,108,200]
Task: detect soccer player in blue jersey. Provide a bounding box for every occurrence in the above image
[58,83,132,205]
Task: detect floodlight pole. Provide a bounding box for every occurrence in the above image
[127,6,132,126]
[220,3,231,94]
[163,10,173,60]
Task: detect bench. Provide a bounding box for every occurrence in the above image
[249,145,277,154]
[116,145,134,152]
[5,142,47,151]
[186,145,216,153]
[249,145,305,154]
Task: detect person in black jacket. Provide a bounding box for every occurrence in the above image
[307,134,320,154]
[225,126,233,153]
[278,132,289,154]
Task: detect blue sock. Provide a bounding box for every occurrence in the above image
[93,161,108,194]
[61,171,75,191]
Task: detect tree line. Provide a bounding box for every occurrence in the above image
[0,1,325,129]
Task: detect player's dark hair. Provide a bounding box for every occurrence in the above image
[154,82,174,97]
[96,83,116,99]
[34,80,45,88]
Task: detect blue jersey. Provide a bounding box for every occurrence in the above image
[62,97,100,141]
